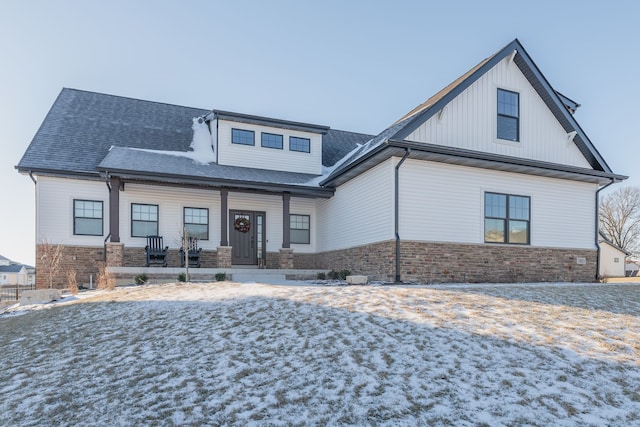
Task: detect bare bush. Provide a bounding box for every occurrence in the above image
[67,268,78,295]
[39,238,64,289]
[96,263,115,290]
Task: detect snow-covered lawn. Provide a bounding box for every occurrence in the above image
[1,281,639,426]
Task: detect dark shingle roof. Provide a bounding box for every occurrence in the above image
[17,88,209,176]
[322,129,374,167]
[0,265,25,273]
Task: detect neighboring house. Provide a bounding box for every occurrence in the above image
[0,255,35,286]
[598,234,628,278]
[17,39,626,287]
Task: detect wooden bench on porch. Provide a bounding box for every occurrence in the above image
[180,237,202,268]
[145,235,169,267]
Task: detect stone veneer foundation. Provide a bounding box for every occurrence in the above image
[38,240,597,289]
[298,240,597,283]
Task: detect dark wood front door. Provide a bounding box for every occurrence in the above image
[230,210,265,265]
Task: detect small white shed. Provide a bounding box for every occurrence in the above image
[598,236,628,278]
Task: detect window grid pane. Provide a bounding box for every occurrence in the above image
[184,208,208,240]
[232,128,255,146]
[290,136,310,153]
[497,89,519,141]
[74,200,103,236]
[484,192,529,244]
[290,214,310,244]
[132,204,158,237]
[261,133,283,149]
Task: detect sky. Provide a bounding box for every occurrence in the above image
[1,0,639,266]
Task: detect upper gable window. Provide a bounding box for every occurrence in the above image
[261,132,283,149]
[232,128,255,146]
[290,136,310,153]
[497,89,519,141]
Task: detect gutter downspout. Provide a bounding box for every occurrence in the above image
[395,148,411,283]
[595,179,616,281]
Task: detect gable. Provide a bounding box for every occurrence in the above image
[404,55,592,168]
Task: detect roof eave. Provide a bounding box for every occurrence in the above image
[98,167,335,198]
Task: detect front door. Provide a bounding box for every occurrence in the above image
[230,210,265,265]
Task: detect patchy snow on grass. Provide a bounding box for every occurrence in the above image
[1,282,639,426]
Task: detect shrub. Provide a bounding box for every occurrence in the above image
[178,273,187,282]
[316,272,326,280]
[134,274,148,285]
[328,269,352,280]
[215,272,226,281]
[96,263,115,290]
[67,269,78,295]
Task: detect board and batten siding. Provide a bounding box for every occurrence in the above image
[316,160,395,252]
[215,119,323,175]
[399,159,597,249]
[406,56,592,169]
[120,184,222,250]
[36,176,109,246]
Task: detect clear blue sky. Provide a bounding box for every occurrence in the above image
[1,0,638,266]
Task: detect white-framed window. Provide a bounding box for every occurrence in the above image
[73,199,103,236]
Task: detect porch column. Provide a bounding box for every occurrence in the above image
[282,192,290,248]
[220,188,229,246]
[109,176,121,242]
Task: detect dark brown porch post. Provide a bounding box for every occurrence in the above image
[109,177,121,242]
[282,192,290,248]
[220,188,229,246]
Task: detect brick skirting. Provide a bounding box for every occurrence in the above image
[37,240,597,288]
[300,240,597,283]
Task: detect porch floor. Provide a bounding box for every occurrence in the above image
[106,266,330,286]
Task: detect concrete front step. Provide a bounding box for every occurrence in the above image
[106,267,328,286]
[232,273,287,283]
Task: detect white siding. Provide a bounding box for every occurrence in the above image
[399,159,597,249]
[290,198,317,253]
[317,160,395,252]
[599,241,626,278]
[120,184,221,249]
[216,119,323,175]
[406,56,592,169]
[36,176,109,246]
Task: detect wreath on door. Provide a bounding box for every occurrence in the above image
[234,217,251,233]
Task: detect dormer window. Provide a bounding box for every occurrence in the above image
[261,132,283,149]
[497,89,519,141]
[290,136,310,153]
[232,128,255,146]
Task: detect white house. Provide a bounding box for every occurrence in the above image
[17,39,626,287]
[598,234,628,278]
[0,255,35,286]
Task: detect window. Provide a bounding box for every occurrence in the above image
[497,89,519,141]
[73,200,103,236]
[290,214,310,244]
[289,136,310,153]
[184,207,209,240]
[231,128,255,146]
[131,204,158,237]
[484,192,530,244]
[261,132,283,149]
